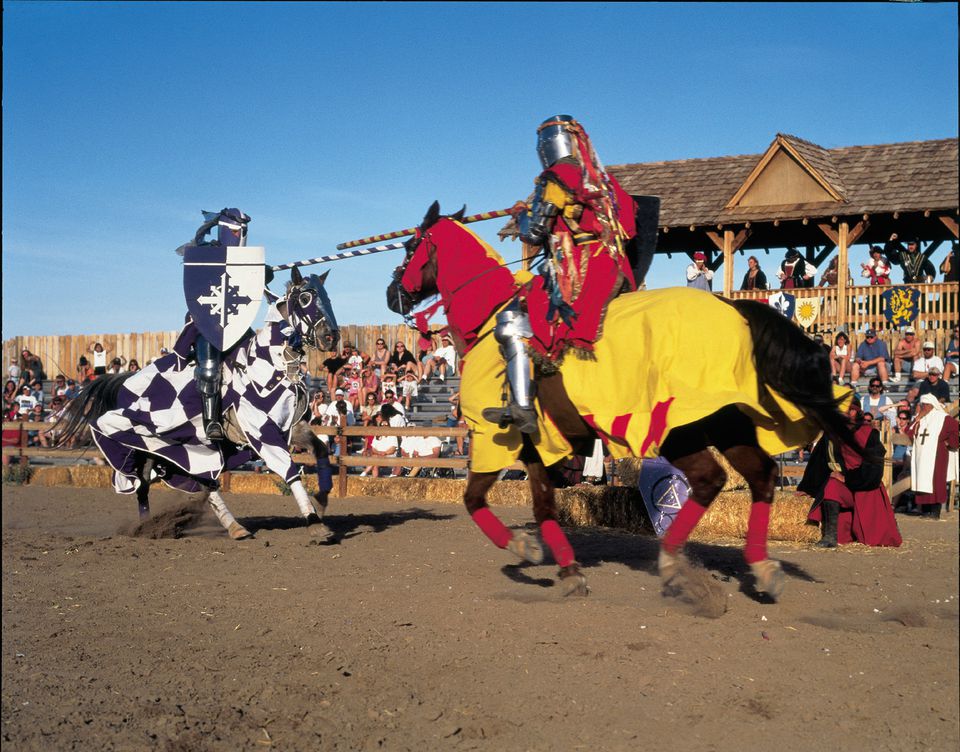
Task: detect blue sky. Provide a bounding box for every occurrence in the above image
[3,2,957,340]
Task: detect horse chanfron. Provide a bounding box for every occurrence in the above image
[287,268,340,352]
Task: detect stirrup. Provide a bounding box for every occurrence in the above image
[204,420,225,442]
[481,405,538,434]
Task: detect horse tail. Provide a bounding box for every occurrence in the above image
[729,299,857,451]
[54,374,134,448]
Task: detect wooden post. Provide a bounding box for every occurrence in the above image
[723,229,735,296]
[337,414,347,498]
[837,222,849,331]
[19,422,28,468]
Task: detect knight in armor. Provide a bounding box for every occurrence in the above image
[483,115,638,433]
[188,208,252,441]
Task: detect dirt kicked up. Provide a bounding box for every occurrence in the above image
[2,485,958,752]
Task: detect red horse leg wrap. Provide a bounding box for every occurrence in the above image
[540,520,575,567]
[662,500,707,554]
[471,507,513,549]
[744,502,771,564]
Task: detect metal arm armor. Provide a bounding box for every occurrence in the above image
[520,178,560,246]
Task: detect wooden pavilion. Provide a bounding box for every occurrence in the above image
[500,134,958,338]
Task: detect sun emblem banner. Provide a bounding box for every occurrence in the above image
[881,286,921,327]
[794,296,821,329]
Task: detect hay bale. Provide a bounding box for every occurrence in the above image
[692,489,818,544]
[556,486,650,533]
[614,452,746,493]
[68,466,113,487]
[28,467,72,487]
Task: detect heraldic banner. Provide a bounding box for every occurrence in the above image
[881,286,921,327]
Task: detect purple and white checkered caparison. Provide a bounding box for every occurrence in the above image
[90,304,307,494]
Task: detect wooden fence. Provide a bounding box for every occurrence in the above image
[3,324,428,383]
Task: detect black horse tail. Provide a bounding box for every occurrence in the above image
[54,374,134,448]
[729,299,858,452]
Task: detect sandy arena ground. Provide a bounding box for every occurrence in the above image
[2,485,958,751]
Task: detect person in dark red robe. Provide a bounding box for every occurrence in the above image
[906,394,959,518]
[800,402,902,547]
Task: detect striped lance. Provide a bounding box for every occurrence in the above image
[270,241,407,272]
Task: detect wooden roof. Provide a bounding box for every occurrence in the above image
[499,135,959,238]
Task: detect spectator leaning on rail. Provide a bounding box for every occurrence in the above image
[739,255,768,291]
[884,235,935,284]
[861,245,892,285]
[850,328,890,384]
[777,248,816,289]
[890,327,921,383]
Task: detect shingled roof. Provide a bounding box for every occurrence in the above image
[500,135,958,237]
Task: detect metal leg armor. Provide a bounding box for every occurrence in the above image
[195,336,225,441]
[482,304,539,434]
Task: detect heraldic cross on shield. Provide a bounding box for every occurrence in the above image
[183,245,266,351]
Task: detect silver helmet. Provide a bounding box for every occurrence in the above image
[536,115,577,168]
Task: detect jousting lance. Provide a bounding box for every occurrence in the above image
[334,206,522,250]
[270,240,407,272]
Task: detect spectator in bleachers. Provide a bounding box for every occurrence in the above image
[106,356,127,375]
[446,391,467,456]
[364,404,407,477]
[388,341,419,377]
[26,403,46,447]
[19,349,46,382]
[77,356,94,384]
[344,367,363,412]
[39,396,67,449]
[359,392,381,425]
[15,385,37,417]
[860,246,892,285]
[8,360,21,382]
[944,324,959,382]
[309,391,328,426]
[87,342,114,377]
[400,432,443,477]
[370,337,390,376]
[127,359,141,374]
[324,389,355,425]
[4,379,18,408]
[380,365,399,399]
[739,255,768,291]
[890,327,920,383]
[29,379,44,405]
[52,374,68,397]
[861,378,895,428]
[63,379,80,400]
[400,371,420,412]
[831,332,851,384]
[360,367,380,406]
[911,341,945,381]
[321,346,351,397]
[907,366,951,406]
[850,329,890,384]
[422,333,458,383]
[381,387,404,416]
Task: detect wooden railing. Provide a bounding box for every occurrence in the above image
[726,282,958,341]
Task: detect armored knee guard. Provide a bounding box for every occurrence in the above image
[195,336,225,441]
[481,304,538,434]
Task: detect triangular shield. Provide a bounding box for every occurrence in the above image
[794,296,821,329]
[183,246,265,351]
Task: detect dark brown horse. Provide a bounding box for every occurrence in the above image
[387,204,854,600]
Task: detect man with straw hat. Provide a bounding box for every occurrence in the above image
[906,394,959,519]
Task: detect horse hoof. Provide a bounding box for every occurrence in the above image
[228,522,253,540]
[309,522,334,542]
[305,512,323,526]
[506,531,544,564]
[750,559,785,601]
[558,564,589,597]
[658,548,682,588]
